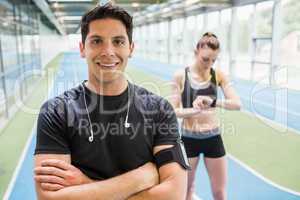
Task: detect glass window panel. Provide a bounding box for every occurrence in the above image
[255,39,271,63]
[219,8,232,74]
[207,11,219,33]
[220,9,231,53]
[5,69,19,97]
[159,22,167,38]
[253,63,270,83]
[196,14,203,31]
[1,34,18,72]
[236,5,254,61]
[0,78,6,118]
[255,1,274,37]
[171,19,178,35]
[235,61,252,80]
[186,16,197,52]
[219,57,230,75]
[280,0,300,90]
[187,15,195,30]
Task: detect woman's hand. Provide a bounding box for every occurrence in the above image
[192,95,213,110]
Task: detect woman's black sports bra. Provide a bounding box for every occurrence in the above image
[181,67,218,108]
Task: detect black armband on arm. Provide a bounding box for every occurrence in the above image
[154,140,191,170]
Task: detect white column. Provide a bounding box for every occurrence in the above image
[270,0,282,86]
[229,7,238,78]
[167,18,172,64]
[250,4,257,81]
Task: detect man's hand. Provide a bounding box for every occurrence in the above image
[192,95,213,110]
[34,159,93,191]
[34,159,159,193]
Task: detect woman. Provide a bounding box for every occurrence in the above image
[171,32,241,200]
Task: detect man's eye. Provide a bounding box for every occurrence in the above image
[91,39,101,44]
[114,40,125,46]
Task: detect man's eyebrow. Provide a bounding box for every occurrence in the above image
[112,36,126,40]
[87,35,126,40]
[88,35,102,39]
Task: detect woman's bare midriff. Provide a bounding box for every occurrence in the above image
[182,108,219,132]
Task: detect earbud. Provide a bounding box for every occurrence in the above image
[124,121,130,128]
[88,128,94,142]
[124,113,130,128]
[89,135,94,142]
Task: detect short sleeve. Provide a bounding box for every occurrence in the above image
[153,99,180,146]
[34,98,70,155]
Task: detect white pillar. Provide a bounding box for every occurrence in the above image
[229,7,238,78]
[250,4,257,81]
[167,18,172,64]
[270,0,282,86]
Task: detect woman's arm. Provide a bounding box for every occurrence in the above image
[216,69,241,110]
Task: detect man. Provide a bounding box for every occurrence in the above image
[34,3,189,200]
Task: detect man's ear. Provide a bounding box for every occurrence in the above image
[129,42,135,58]
[194,49,198,56]
[79,42,85,58]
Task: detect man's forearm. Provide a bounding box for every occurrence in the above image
[37,163,158,200]
[46,173,140,200]
[128,165,187,200]
[128,178,186,200]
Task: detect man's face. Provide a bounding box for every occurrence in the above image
[80,18,134,84]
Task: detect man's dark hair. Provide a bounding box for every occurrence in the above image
[80,3,133,45]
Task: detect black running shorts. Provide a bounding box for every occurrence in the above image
[182,134,226,158]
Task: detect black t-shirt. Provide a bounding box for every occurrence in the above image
[35,82,179,180]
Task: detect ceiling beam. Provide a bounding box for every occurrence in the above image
[53,11,84,17]
[115,0,167,3]
[49,3,94,11]
[232,0,270,6]
[47,0,94,2]
[115,3,152,8]
[32,0,66,35]
[133,0,232,25]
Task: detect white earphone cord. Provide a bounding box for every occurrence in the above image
[82,83,130,143]
[82,85,94,142]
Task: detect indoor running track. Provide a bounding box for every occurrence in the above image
[5,53,300,200]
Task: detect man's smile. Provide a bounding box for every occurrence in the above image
[94,61,120,69]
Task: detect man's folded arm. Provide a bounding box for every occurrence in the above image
[128,145,188,200]
[34,154,158,200]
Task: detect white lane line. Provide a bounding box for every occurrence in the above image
[193,194,203,200]
[228,154,300,197]
[240,96,300,117]
[242,109,300,134]
[3,67,57,200]
[3,123,37,200]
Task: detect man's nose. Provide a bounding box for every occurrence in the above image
[100,42,115,57]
